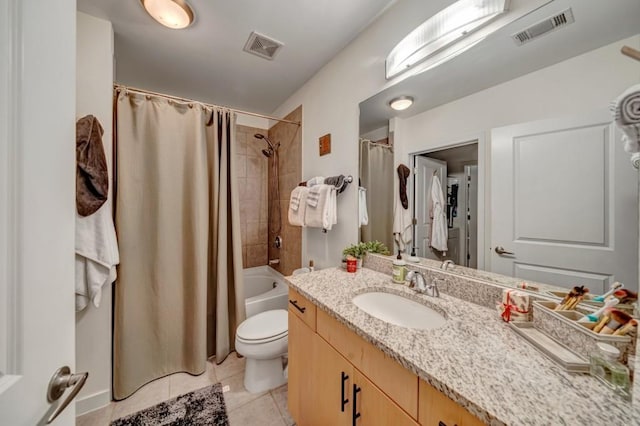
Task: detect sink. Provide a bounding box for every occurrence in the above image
[352,292,447,330]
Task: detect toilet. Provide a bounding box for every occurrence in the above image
[235,309,288,393]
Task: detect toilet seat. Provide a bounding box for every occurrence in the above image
[236,309,288,344]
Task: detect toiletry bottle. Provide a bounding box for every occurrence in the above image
[392,251,406,284]
[589,343,631,398]
[308,260,315,272]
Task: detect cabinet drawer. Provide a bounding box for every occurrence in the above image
[288,288,316,331]
[317,308,418,419]
[419,380,483,426]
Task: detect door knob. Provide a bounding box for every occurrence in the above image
[46,366,89,424]
[494,246,515,255]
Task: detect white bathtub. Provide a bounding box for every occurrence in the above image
[244,266,288,318]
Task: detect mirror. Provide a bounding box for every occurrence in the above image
[358,0,640,299]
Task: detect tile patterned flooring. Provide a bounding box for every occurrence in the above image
[76,353,294,426]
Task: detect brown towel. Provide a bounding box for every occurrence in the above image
[397,164,410,210]
[76,115,108,216]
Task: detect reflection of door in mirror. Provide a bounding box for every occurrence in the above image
[359,138,394,250]
[413,143,479,266]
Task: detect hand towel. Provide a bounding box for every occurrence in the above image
[307,185,322,207]
[304,184,335,229]
[324,186,337,231]
[288,186,308,227]
[358,187,369,227]
[76,115,109,216]
[325,175,347,193]
[393,190,412,252]
[75,202,120,311]
[397,164,410,209]
[429,174,448,252]
[611,84,640,153]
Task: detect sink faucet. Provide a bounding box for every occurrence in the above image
[406,271,440,297]
[441,260,455,270]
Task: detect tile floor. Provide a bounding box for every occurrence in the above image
[76,353,293,426]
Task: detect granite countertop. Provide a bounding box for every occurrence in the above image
[286,267,640,426]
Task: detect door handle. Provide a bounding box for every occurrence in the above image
[340,371,349,412]
[352,384,361,425]
[494,246,514,255]
[46,366,89,424]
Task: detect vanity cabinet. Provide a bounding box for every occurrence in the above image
[288,288,482,426]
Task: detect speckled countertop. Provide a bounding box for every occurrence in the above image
[286,267,640,426]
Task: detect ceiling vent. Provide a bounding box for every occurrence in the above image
[243,31,283,60]
[512,8,575,46]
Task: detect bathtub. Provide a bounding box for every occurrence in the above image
[244,266,288,318]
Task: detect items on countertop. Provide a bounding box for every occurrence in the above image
[554,285,589,311]
[592,309,637,336]
[593,281,624,302]
[577,298,620,323]
[613,288,638,304]
[392,250,407,284]
[517,282,539,292]
[76,114,109,216]
[497,289,531,322]
[589,342,631,399]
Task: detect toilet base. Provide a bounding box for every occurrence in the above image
[244,357,286,393]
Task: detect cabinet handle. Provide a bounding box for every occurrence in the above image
[439,422,447,426]
[289,299,306,313]
[352,384,361,425]
[340,371,349,412]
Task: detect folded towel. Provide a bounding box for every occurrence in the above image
[358,187,368,227]
[307,176,325,187]
[307,185,322,207]
[304,184,335,229]
[288,186,308,226]
[611,84,640,153]
[325,175,347,193]
[75,202,120,311]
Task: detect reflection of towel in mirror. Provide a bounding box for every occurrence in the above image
[430,175,448,252]
[358,187,368,227]
[393,191,412,252]
[75,203,120,311]
[611,84,640,153]
[288,186,308,227]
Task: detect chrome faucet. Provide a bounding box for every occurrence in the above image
[406,271,440,297]
[441,260,455,270]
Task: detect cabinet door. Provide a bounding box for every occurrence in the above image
[418,380,483,426]
[352,369,419,426]
[288,313,316,425]
[313,335,353,426]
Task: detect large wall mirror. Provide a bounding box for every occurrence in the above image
[358,0,640,296]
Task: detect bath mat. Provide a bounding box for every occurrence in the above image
[111,383,229,426]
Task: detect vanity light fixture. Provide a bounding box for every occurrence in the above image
[141,0,194,29]
[386,0,510,79]
[389,96,414,111]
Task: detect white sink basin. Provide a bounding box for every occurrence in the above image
[352,292,447,330]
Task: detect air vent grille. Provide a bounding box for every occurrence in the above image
[512,8,575,46]
[243,31,283,60]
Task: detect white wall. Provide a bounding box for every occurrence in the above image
[75,12,114,415]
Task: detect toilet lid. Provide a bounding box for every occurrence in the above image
[236,309,288,342]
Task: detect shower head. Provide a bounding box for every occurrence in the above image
[254,133,278,151]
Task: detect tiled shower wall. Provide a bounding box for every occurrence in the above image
[236,125,269,268]
[268,106,302,276]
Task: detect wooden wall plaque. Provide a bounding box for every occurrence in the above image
[319,133,331,156]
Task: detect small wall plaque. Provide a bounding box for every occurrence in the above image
[319,134,331,156]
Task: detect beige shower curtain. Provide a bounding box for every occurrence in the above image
[113,91,245,400]
[360,140,394,249]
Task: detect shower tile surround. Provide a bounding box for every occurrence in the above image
[267,106,302,276]
[236,125,269,268]
[285,260,640,425]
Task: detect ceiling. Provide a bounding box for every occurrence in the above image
[360,0,640,134]
[77,0,395,114]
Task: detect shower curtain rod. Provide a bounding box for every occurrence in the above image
[114,84,301,126]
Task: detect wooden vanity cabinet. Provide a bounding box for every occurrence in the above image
[419,380,483,426]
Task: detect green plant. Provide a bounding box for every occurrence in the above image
[342,241,390,259]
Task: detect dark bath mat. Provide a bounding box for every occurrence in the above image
[111,383,229,426]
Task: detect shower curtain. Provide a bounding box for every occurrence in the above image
[359,140,394,250]
[113,91,245,399]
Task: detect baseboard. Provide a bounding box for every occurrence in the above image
[76,389,111,417]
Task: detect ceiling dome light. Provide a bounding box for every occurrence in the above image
[141,0,194,29]
[389,96,414,111]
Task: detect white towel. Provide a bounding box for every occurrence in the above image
[393,190,412,252]
[307,176,325,187]
[307,185,322,207]
[429,175,448,252]
[75,202,120,311]
[288,186,308,227]
[611,84,640,153]
[304,184,336,230]
[358,187,369,227]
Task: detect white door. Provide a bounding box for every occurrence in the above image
[413,156,446,260]
[491,110,639,293]
[0,1,78,425]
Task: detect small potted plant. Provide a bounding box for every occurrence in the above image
[342,241,390,269]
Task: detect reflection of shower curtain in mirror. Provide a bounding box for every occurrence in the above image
[359,140,394,250]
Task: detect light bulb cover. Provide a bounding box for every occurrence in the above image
[389,96,414,111]
[141,0,194,29]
